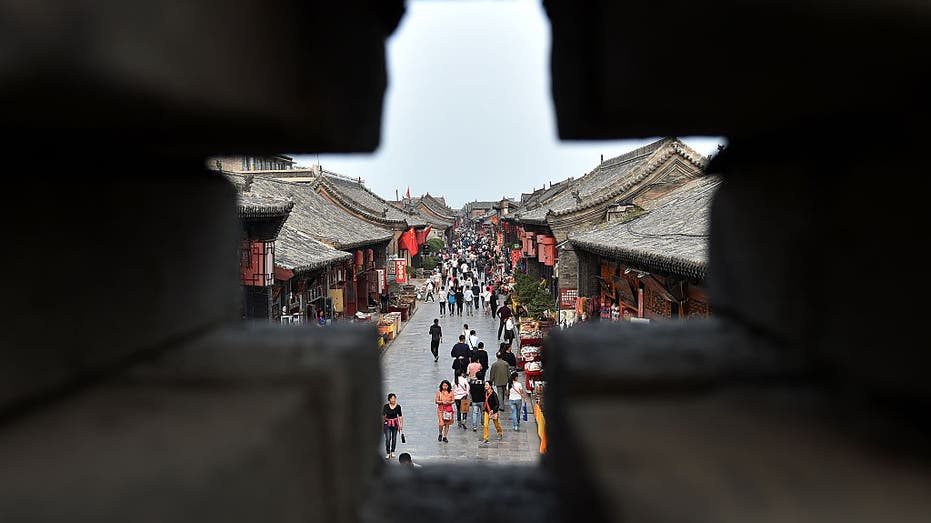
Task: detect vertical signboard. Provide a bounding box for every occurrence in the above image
[394,258,408,283]
[559,288,578,310]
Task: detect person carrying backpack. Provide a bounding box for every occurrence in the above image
[447,288,456,316]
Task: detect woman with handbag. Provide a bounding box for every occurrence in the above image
[382,393,403,460]
[453,369,470,430]
[480,381,503,446]
[435,380,455,443]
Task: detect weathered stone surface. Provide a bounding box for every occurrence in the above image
[0,167,240,414]
[545,0,931,139]
[362,465,559,523]
[0,0,404,153]
[0,323,378,523]
[546,322,931,522]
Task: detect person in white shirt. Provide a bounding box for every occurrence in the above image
[425,280,435,302]
[438,287,448,316]
[507,372,530,432]
[453,369,470,429]
[463,287,474,316]
[468,329,479,350]
[481,288,491,314]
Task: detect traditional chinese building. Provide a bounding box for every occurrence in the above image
[463,200,496,220]
[230,174,394,319]
[312,171,429,264]
[567,175,720,322]
[398,193,457,244]
[510,137,708,302]
[236,194,293,320]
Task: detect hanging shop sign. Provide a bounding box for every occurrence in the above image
[559,288,578,310]
[376,268,387,292]
[510,249,521,268]
[394,258,408,283]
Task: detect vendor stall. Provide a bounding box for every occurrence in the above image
[377,312,402,341]
[517,318,552,390]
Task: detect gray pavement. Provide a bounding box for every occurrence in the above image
[380,293,540,465]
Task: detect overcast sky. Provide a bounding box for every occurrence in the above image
[293,0,723,209]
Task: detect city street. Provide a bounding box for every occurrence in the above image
[381,293,540,465]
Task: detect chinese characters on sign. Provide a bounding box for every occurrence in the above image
[559,288,578,310]
[394,259,407,283]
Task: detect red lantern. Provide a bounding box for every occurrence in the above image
[354,250,364,267]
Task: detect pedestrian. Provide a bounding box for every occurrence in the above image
[429,318,443,363]
[497,302,512,340]
[438,286,448,316]
[468,373,485,432]
[425,280,435,302]
[450,335,471,381]
[514,303,528,320]
[380,288,389,313]
[472,341,489,379]
[504,316,516,347]
[454,368,470,430]
[462,323,470,340]
[507,372,530,431]
[468,329,479,350]
[480,286,489,314]
[502,343,517,374]
[455,286,464,316]
[383,393,403,460]
[398,452,422,468]
[436,380,455,443]
[480,381,503,445]
[490,291,499,319]
[489,350,510,413]
[472,282,481,311]
[446,288,456,316]
[463,286,474,316]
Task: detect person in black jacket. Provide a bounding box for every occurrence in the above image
[480,381,503,445]
[454,286,465,316]
[471,341,489,379]
[450,335,471,381]
[501,343,517,371]
[468,374,486,432]
[428,318,443,362]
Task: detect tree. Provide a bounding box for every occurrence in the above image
[511,272,555,319]
[426,237,444,254]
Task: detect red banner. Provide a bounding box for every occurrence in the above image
[416,225,432,245]
[510,249,521,268]
[395,259,407,283]
[402,227,419,256]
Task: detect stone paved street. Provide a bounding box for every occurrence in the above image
[381,292,540,465]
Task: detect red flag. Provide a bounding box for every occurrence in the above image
[401,227,419,256]
[416,225,432,245]
[405,187,411,199]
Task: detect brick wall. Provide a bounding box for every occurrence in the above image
[557,245,578,291]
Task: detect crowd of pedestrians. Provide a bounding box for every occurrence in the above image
[382,220,532,462]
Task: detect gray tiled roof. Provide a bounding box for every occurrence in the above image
[274,227,351,275]
[420,193,457,220]
[517,138,708,224]
[512,178,575,220]
[570,176,721,282]
[319,172,427,228]
[234,187,351,274]
[229,174,393,250]
[237,194,294,218]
